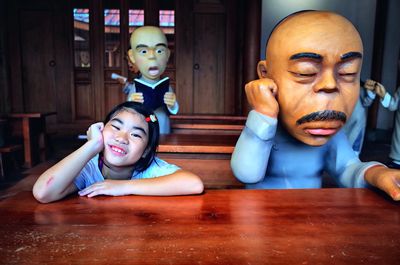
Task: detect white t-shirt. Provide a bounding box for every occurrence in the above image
[74,155,180,190]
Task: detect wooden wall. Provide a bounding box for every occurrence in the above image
[5,0,73,126]
[1,0,259,135]
[0,0,9,115]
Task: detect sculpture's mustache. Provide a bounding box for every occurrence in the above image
[296,110,347,125]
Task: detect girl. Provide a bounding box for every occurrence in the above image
[33,102,204,203]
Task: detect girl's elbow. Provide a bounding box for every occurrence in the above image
[190,177,204,194]
[32,183,58,203]
[181,173,204,194]
[32,187,53,203]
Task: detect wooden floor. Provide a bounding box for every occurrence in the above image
[0,134,392,197]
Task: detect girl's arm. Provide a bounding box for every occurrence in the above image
[77,169,204,197]
[32,123,104,203]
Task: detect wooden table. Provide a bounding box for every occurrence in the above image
[8,112,56,168]
[158,134,242,188]
[0,188,398,264]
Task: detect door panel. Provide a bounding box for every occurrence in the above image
[193,13,225,114]
[175,0,238,115]
[20,9,56,113]
[75,83,94,120]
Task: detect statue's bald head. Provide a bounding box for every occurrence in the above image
[265,11,363,77]
[128,26,170,81]
[257,11,364,146]
[130,26,168,48]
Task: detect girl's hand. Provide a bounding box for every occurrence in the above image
[78,180,129,197]
[164,92,176,107]
[129,92,144,103]
[86,122,104,154]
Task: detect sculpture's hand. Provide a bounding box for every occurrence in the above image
[116,77,127,85]
[128,92,144,103]
[365,166,400,201]
[364,79,376,91]
[164,92,176,108]
[374,82,386,98]
[245,78,279,118]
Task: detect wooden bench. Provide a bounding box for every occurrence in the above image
[171,114,246,122]
[0,144,23,179]
[171,115,246,135]
[157,134,244,189]
[171,123,244,135]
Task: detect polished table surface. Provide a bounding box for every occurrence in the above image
[0,188,399,264]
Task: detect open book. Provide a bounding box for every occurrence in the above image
[134,77,169,110]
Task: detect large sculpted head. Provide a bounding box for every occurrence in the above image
[128,26,170,82]
[258,11,363,146]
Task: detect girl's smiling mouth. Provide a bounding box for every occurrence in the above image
[108,144,127,156]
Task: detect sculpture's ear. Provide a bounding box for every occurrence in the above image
[166,48,171,61]
[127,49,135,64]
[257,60,267,78]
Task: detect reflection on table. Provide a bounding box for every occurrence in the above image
[0,188,399,264]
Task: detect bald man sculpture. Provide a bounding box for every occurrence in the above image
[231,11,400,201]
[126,26,178,134]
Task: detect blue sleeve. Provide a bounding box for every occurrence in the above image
[360,88,375,107]
[133,157,180,179]
[73,155,104,190]
[230,110,277,183]
[388,89,400,111]
[325,131,383,187]
[125,83,137,99]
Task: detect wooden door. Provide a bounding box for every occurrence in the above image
[20,9,57,113]
[176,0,238,115]
[193,13,225,114]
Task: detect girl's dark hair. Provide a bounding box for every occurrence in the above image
[104,101,160,173]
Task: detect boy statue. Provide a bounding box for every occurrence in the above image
[125,26,179,134]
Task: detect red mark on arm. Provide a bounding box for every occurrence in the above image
[46,176,55,187]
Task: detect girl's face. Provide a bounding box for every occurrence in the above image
[102,109,149,168]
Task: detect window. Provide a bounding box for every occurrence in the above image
[104,8,121,67]
[159,10,174,34]
[129,9,144,34]
[73,8,90,68]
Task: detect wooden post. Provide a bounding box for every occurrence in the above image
[145,0,159,26]
[241,0,261,115]
[367,0,389,129]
